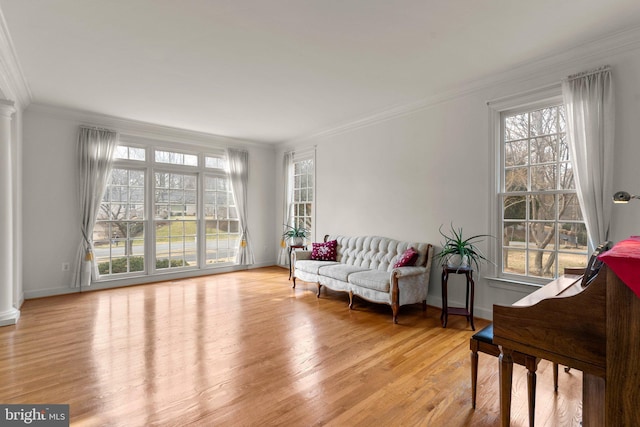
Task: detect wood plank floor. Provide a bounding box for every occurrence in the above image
[0,267,583,426]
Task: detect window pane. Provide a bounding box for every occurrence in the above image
[114,145,146,161]
[529,222,555,246]
[530,137,556,165]
[530,107,557,137]
[559,194,582,221]
[503,222,526,246]
[528,250,555,278]
[130,147,146,161]
[529,194,555,221]
[184,175,197,190]
[559,223,588,252]
[169,174,183,189]
[503,248,526,275]
[505,139,528,167]
[557,251,587,271]
[115,146,129,159]
[531,164,556,191]
[505,168,527,192]
[558,161,575,190]
[504,196,526,219]
[205,156,226,169]
[505,113,528,141]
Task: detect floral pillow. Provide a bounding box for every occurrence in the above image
[393,247,419,268]
[311,240,338,261]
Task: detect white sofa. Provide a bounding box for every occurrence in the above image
[292,235,433,323]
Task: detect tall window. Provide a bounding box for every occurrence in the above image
[292,158,314,234]
[154,171,198,270]
[204,174,239,264]
[95,167,145,275]
[500,102,588,280]
[94,144,238,279]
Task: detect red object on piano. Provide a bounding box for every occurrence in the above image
[598,236,640,298]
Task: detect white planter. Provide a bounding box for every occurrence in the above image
[290,236,304,246]
[446,254,469,268]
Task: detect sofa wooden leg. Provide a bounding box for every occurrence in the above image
[422,300,427,312]
[392,304,399,324]
[348,291,354,309]
[292,277,296,289]
[317,283,322,298]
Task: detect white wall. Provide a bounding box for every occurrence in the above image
[277,36,640,320]
[22,105,277,298]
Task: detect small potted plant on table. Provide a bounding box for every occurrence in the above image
[282,224,309,246]
[436,224,493,271]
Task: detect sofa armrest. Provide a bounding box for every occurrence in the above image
[391,266,426,278]
[292,250,312,263]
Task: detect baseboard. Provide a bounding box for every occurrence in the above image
[24,262,280,300]
[428,296,492,321]
[0,307,21,326]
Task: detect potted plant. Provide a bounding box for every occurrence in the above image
[282,224,309,246]
[436,224,494,271]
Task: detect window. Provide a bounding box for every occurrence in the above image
[154,171,198,270]
[204,175,239,264]
[499,101,588,280]
[291,157,314,235]
[95,166,146,276]
[94,144,238,280]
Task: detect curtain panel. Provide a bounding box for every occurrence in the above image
[227,148,255,265]
[72,127,119,288]
[562,66,614,252]
[278,152,294,266]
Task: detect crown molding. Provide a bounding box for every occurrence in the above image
[0,7,31,107]
[27,103,275,151]
[282,24,640,148]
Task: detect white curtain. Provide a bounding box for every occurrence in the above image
[278,152,294,265]
[562,66,614,252]
[228,148,255,265]
[72,127,118,288]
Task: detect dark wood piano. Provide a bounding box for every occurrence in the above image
[493,262,640,426]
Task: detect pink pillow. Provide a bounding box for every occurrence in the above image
[311,240,337,261]
[394,247,418,268]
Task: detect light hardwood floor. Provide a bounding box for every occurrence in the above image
[0,267,583,426]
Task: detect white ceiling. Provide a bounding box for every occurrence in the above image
[1,0,640,144]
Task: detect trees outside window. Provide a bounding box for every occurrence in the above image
[501,103,588,279]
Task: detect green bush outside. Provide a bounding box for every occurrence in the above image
[98,256,188,274]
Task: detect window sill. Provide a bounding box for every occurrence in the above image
[485,276,545,293]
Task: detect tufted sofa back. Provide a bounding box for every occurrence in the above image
[325,235,431,272]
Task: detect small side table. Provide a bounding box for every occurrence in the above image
[288,244,307,280]
[441,266,475,330]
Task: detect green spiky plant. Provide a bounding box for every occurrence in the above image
[435,224,494,271]
[282,224,309,241]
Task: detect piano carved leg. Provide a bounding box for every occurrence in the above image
[498,345,514,427]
